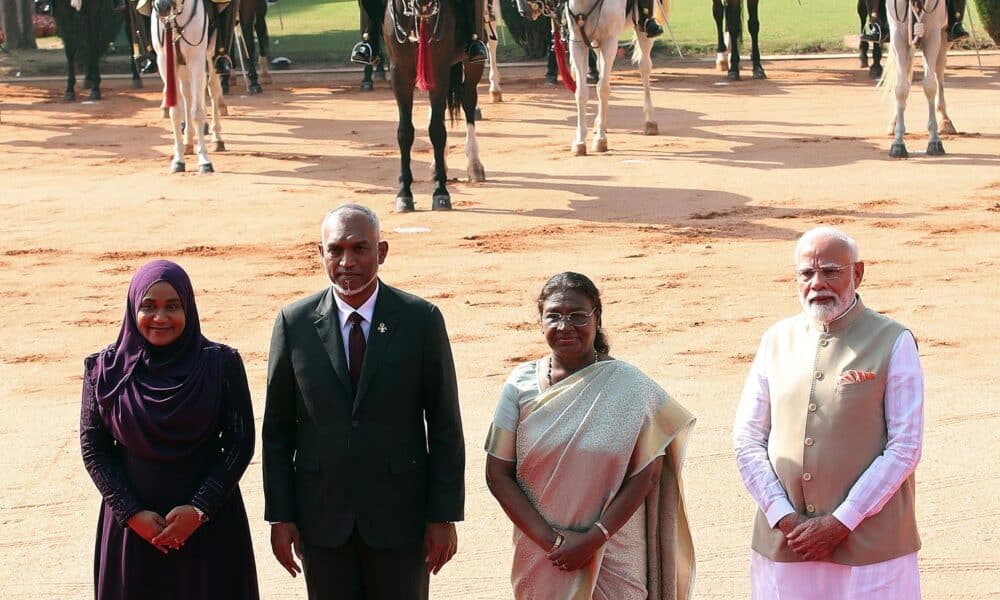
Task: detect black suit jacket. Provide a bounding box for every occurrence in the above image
[262,282,464,549]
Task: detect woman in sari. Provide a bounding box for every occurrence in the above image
[80,260,259,599]
[485,272,696,600]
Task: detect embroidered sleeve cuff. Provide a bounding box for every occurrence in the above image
[765,499,797,529]
[832,502,865,531]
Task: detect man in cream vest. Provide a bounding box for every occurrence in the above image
[734,226,924,599]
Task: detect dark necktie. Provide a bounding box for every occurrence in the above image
[348,312,366,392]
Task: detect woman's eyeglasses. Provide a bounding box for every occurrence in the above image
[542,308,598,328]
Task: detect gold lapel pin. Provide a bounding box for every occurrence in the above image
[377,322,388,334]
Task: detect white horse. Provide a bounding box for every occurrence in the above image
[879,0,954,157]
[485,0,503,102]
[152,0,226,173]
[515,0,660,155]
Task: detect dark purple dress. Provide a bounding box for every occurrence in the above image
[80,345,259,600]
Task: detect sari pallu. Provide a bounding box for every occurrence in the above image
[486,360,696,600]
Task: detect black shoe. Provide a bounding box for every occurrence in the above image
[466,40,488,64]
[948,22,970,41]
[351,42,377,65]
[644,18,663,39]
[215,55,231,76]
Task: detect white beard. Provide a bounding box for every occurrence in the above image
[801,289,854,323]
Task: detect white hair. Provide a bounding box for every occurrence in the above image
[795,226,859,263]
[321,204,381,243]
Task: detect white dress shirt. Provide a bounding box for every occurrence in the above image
[333,282,379,365]
[734,319,924,599]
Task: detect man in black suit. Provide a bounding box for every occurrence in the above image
[263,204,464,599]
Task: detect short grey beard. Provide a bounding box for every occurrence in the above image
[333,274,378,297]
[800,290,853,323]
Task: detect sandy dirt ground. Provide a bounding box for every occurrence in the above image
[1,54,999,599]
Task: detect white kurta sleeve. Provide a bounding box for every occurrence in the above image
[734,331,797,528]
[832,330,924,530]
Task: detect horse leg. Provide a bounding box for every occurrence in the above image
[569,40,590,155]
[206,39,227,151]
[634,29,657,135]
[726,0,742,80]
[487,0,501,102]
[462,62,486,182]
[870,41,883,79]
[255,0,272,83]
[125,20,143,89]
[85,3,103,100]
[889,36,910,157]
[428,89,451,210]
[934,38,955,134]
[64,40,77,101]
[589,42,614,153]
[241,17,263,94]
[713,0,728,71]
[858,0,870,67]
[922,34,944,155]
[391,67,416,211]
[185,58,213,171]
[747,0,765,79]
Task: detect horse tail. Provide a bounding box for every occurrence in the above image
[447,62,464,126]
[877,39,910,102]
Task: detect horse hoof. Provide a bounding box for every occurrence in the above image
[889,142,909,158]
[468,162,486,183]
[727,70,741,81]
[752,68,766,80]
[170,161,185,173]
[360,80,374,92]
[869,65,883,80]
[572,142,587,156]
[219,105,229,117]
[939,119,957,135]
[199,163,214,174]
[215,141,226,152]
[591,138,608,153]
[644,121,658,136]
[432,195,452,211]
[131,78,143,90]
[88,88,102,101]
[860,57,869,69]
[926,141,945,155]
[184,144,194,155]
[395,196,415,213]
[249,84,263,95]
[491,90,502,103]
[162,107,170,119]
[715,54,728,72]
[64,91,76,102]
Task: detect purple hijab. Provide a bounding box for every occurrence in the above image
[90,260,224,460]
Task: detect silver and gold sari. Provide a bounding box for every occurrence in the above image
[486,359,696,600]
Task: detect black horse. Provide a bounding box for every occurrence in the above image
[857,0,887,79]
[711,0,764,80]
[383,0,486,211]
[50,0,142,100]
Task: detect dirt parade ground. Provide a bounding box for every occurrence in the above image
[1,54,998,598]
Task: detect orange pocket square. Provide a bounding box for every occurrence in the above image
[839,370,876,385]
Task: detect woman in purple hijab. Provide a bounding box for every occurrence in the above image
[80,260,259,599]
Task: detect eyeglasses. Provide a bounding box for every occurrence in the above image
[542,308,598,328]
[796,264,852,284]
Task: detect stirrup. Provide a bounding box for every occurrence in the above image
[643,18,663,38]
[466,40,488,64]
[351,42,378,66]
[948,22,970,41]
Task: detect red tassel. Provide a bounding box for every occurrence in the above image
[415,20,434,92]
[164,24,177,108]
[552,22,575,93]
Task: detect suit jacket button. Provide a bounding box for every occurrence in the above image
[351,419,360,428]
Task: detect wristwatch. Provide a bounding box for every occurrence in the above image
[193,506,209,524]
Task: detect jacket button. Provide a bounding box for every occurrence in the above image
[802,472,813,481]
[806,504,815,513]
[820,339,830,347]
[814,371,824,381]
[808,403,818,412]
[804,437,814,446]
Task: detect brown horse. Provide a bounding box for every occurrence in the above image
[383,0,486,211]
